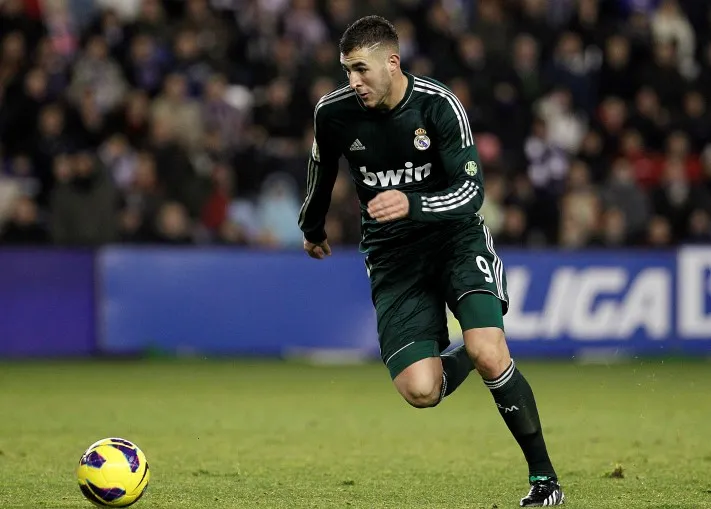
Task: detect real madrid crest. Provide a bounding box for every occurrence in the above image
[414,128,430,151]
[464,160,478,176]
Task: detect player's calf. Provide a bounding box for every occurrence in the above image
[393,357,443,408]
[463,326,511,380]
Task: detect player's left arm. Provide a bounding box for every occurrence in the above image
[366,95,484,223]
[406,95,485,222]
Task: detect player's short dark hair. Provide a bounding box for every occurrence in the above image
[339,15,399,56]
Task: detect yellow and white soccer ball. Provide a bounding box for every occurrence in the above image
[76,438,150,507]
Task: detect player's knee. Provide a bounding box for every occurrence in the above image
[393,359,443,408]
[401,379,441,408]
[463,327,511,380]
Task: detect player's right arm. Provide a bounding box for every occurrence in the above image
[297,104,341,256]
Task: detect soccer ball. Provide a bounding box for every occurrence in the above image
[76,437,150,507]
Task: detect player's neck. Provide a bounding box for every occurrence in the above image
[381,71,408,110]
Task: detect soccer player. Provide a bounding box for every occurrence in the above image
[298,16,564,507]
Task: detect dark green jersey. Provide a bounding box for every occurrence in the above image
[298,73,486,254]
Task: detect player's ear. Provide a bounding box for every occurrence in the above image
[388,53,400,73]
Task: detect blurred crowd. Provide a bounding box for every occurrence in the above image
[0,0,710,249]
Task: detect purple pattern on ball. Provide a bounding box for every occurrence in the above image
[81,450,106,469]
[109,438,135,448]
[87,480,126,502]
[111,444,140,473]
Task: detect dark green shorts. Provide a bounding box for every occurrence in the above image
[367,224,509,379]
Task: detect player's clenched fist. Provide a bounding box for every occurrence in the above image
[367,190,409,223]
[303,238,332,259]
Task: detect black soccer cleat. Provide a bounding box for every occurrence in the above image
[519,477,565,506]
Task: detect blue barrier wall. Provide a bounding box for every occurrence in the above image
[0,249,95,357]
[97,246,711,359]
[499,248,711,357]
[99,248,378,358]
[1,246,709,358]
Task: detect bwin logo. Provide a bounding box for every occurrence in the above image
[497,403,519,413]
[360,162,432,187]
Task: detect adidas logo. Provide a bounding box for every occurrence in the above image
[349,139,366,151]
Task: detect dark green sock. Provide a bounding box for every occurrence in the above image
[484,360,557,479]
[439,345,473,398]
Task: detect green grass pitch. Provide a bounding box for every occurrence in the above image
[0,359,710,508]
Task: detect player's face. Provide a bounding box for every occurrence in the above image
[341,45,393,109]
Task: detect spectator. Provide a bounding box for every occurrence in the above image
[558,159,601,248]
[171,28,215,97]
[677,90,711,152]
[151,72,203,150]
[326,171,361,246]
[202,73,249,152]
[178,0,231,61]
[497,205,530,248]
[119,150,164,242]
[650,157,711,241]
[545,31,598,114]
[509,34,546,108]
[524,116,569,195]
[98,133,138,190]
[0,0,707,250]
[0,31,28,93]
[0,195,48,244]
[650,0,696,78]
[472,0,511,62]
[599,35,636,101]
[151,201,194,244]
[603,158,651,239]
[67,34,127,114]
[685,209,711,244]
[257,173,304,248]
[479,173,506,236]
[536,86,587,154]
[123,33,168,96]
[281,0,328,56]
[589,207,629,248]
[130,0,170,47]
[638,41,686,111]
[628,86,669,151]
[646,215,673,247]
[49,150,118,245]
[106,89,151,147]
